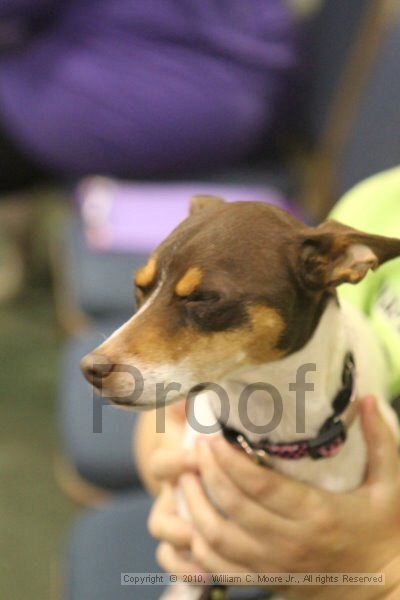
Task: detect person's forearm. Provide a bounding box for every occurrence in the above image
[384,555,400,600]
[289,555,400,600]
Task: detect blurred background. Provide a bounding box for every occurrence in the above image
[0,1,399,598]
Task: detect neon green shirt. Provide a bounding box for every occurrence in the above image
[330,167,400,398]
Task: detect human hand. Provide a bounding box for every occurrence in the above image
[148,483,203,575]
[181,396,400,599]
[146,403,201,573]
[148,399,198,486]
[135,398,194,494]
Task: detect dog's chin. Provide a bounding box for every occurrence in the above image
[92,386,184,411]
[110,399,156,411]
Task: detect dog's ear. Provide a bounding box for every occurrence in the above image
[298,219,400,289]
[189,194,225,216]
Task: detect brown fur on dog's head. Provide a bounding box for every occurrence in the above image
[81,197,400,407]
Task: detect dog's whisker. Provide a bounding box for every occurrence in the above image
[95,332,109,342]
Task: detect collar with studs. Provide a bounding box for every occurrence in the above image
[219,352,358,464]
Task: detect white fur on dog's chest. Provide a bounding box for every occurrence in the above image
[183,389,367,493]
[182,300,396,494]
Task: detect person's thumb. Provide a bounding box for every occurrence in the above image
[150,447,197,483]
[360,395,399,485]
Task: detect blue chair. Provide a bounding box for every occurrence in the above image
[65,491,270,599]
[57,321,139,499]
[65,492,160,600]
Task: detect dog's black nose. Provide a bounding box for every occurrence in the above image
[80,353,114,385]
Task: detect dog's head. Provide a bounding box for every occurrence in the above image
[81,197,400,408]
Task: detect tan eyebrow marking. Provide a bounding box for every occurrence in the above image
[134,257,157,287]
[175,267,203,297]
[246,305,285,361]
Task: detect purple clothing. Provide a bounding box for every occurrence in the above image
[0,1,298,178]
[77,177,294,253]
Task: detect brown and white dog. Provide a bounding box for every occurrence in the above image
[81,197,400,599]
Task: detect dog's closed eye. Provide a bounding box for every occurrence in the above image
[184,290,221,304]
[183,291,246,332]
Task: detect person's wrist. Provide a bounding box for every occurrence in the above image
[383,554,400,599]
[347,554,400,600]
[289,555,400,600]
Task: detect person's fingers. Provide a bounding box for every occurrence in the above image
[150,447,197,483]
[209,435,323,519]
[190,530,247,575]
[147,483,176,519]
[149,513,192,549]
[156,542,202,574]
[180,473,268,567]
[196,438,293,537]
[148,492,192,549]
[359,395,400,485]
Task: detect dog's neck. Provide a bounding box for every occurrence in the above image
[215,299,351,443]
